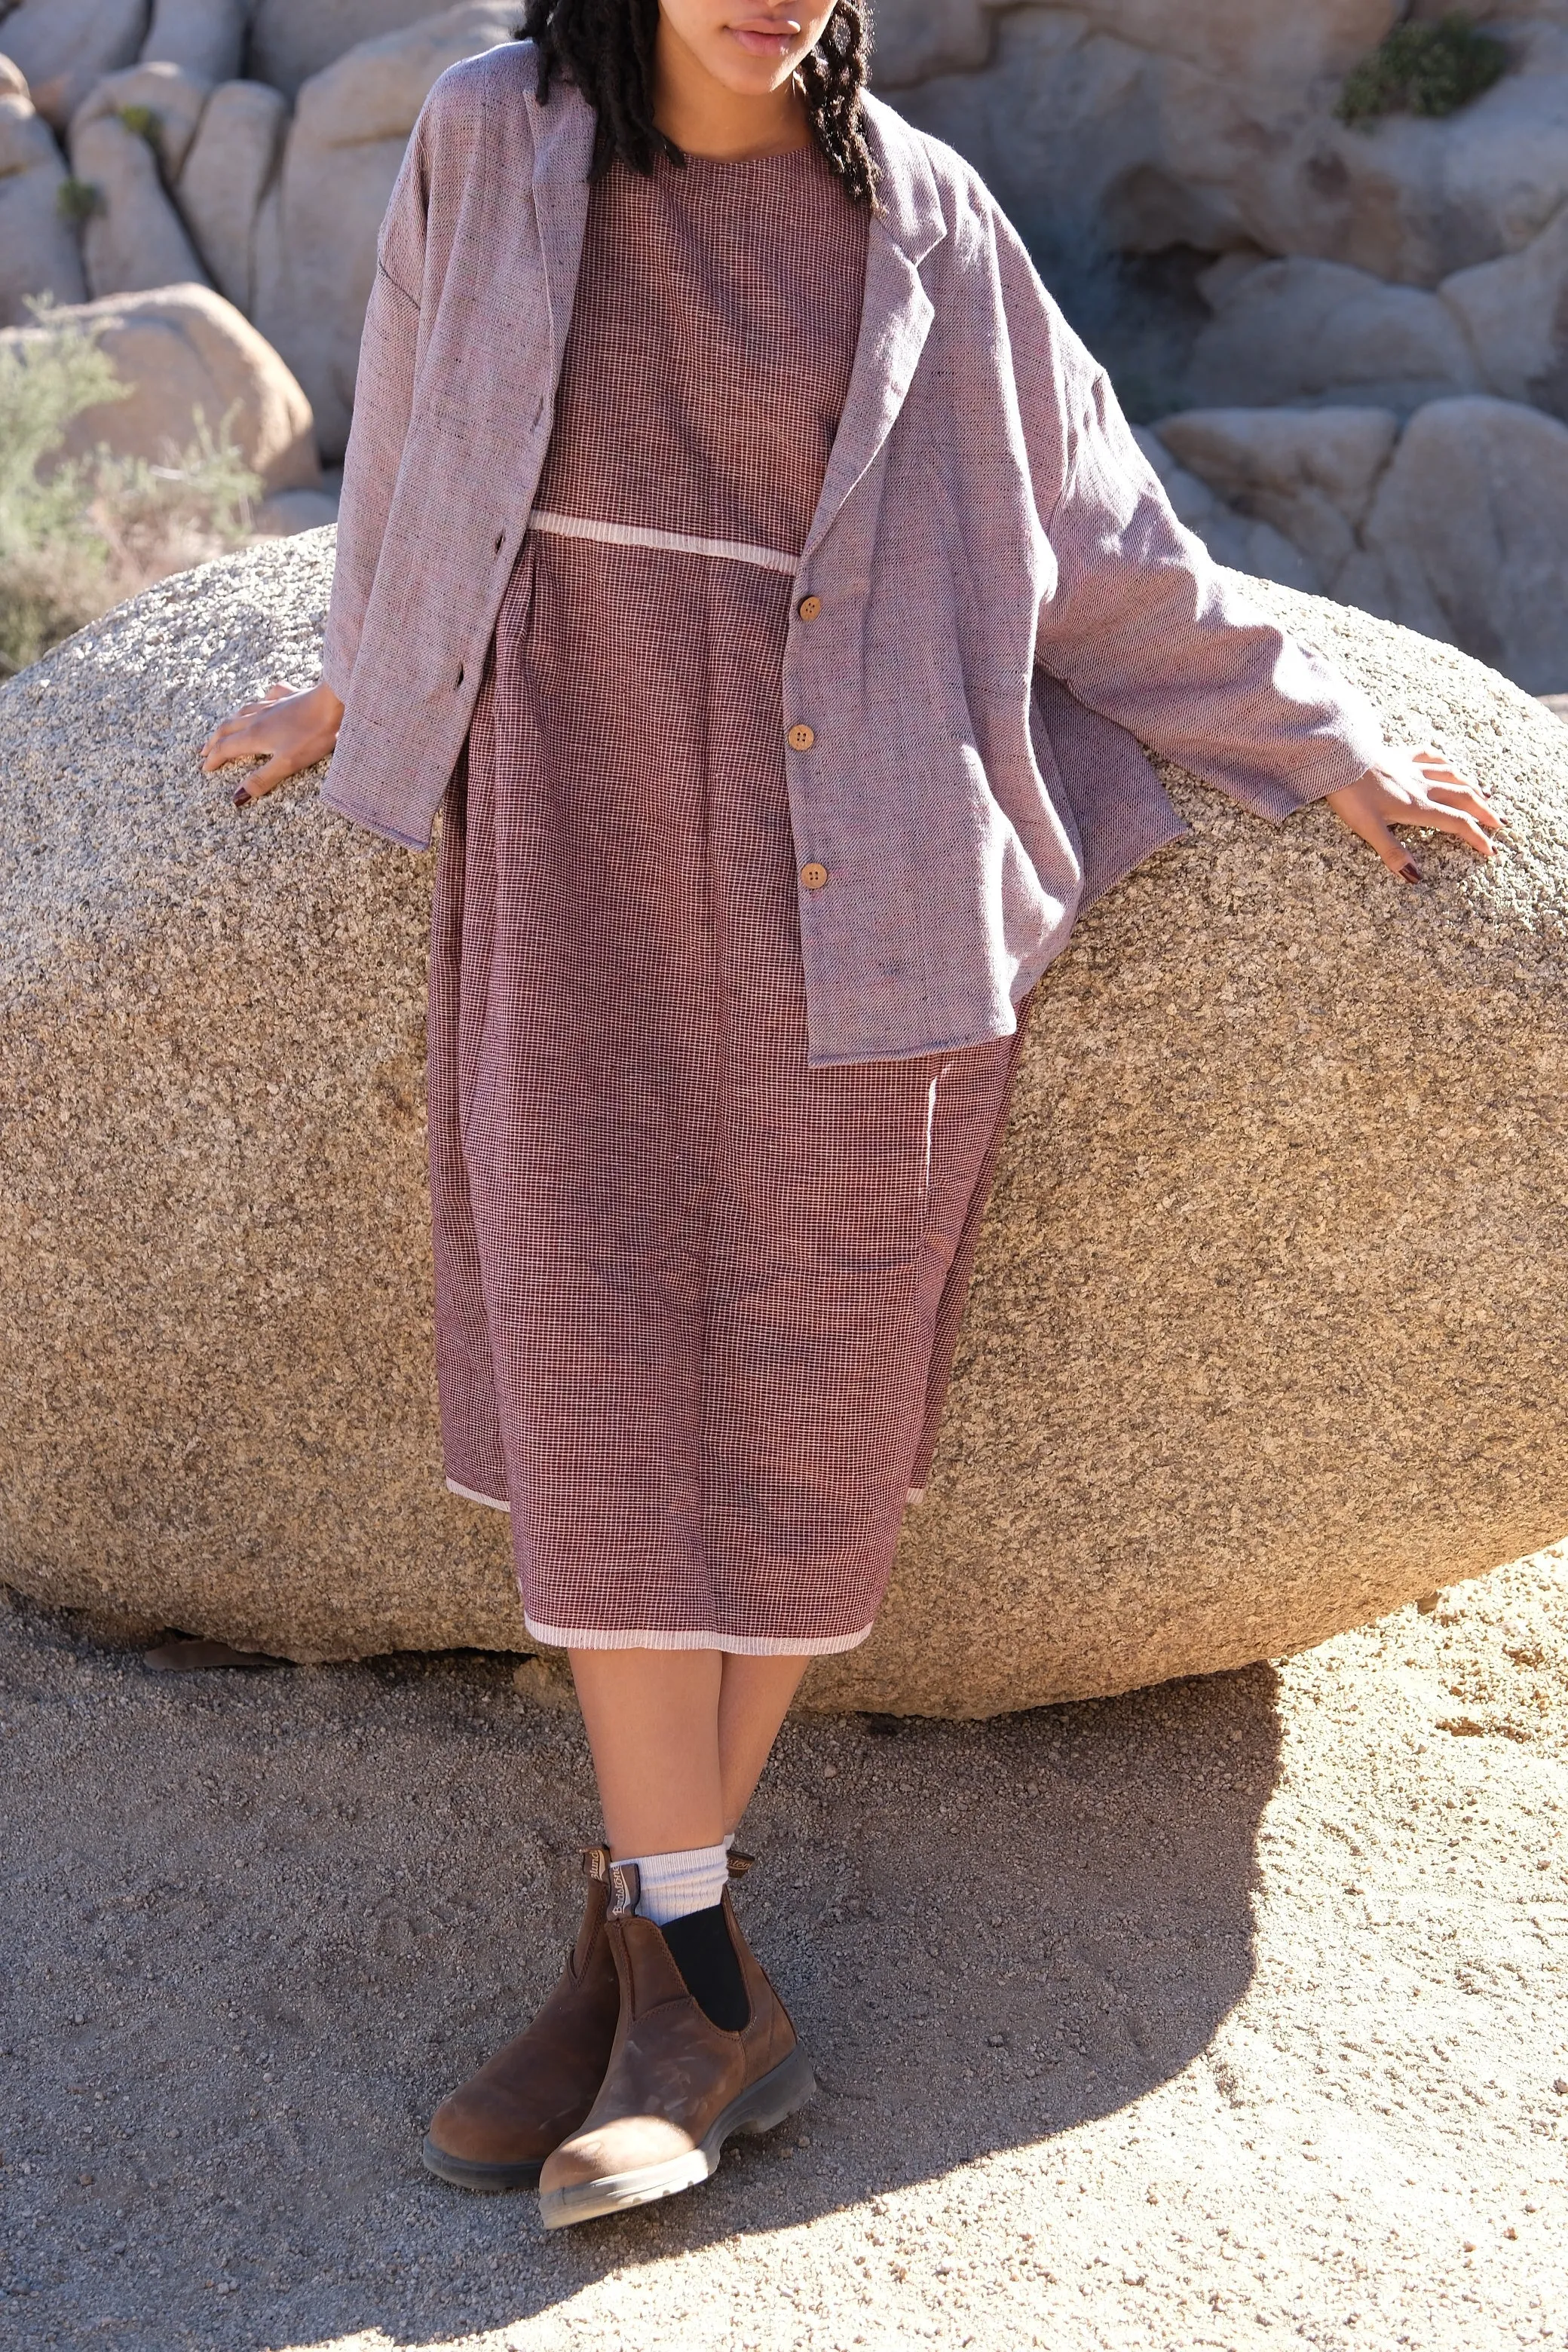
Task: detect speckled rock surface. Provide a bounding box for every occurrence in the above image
[0,532,519,1668]
[2,534,1566,1710]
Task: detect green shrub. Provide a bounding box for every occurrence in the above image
[0,300,262,680]
[55,176,102,225]
[1337,15,1508,126]
[115,102,161,150]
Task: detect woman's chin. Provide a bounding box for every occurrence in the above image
[714,32,804,84]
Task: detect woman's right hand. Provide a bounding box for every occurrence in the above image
[201,678,345,807]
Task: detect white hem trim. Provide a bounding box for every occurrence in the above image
[525,1615,874,1658]
[530,507,799,577]
[446,1476,511,1513]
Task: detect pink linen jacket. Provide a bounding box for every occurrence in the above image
[320,39,1385,1067]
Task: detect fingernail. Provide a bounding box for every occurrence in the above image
[1401,864,1421,884]
[234,788,250,808]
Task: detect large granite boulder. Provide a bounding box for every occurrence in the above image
[1156,406,1400,580]
[1243,21,1568,286]
[0,283,320,495]
[1349,396,1568,695]
[0,0,149,131]
[244,0,448,102]
[174,78,291,315]
[1153,397,1568,694]
[69,57,215,179]
[69,110,209,302]
[1188,258,1481,415]
[1439,204,1568,418]
[874,0,1398,93]
[2,535,1566,1714]
[139,0,247,87]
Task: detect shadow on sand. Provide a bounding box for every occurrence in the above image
[0,1600,1281,2347]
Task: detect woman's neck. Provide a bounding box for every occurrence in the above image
[653,17,812,160]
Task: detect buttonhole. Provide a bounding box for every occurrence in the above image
[456,663,465,688]
[494,531,504,553]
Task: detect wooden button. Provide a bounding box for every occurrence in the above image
[787,723,816,751]
[800,862,828,892]
[798,595,822,622]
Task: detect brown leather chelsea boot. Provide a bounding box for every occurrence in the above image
[537,1861,813,2228]
[421,1845,621,2191]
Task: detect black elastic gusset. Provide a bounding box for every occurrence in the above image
[660,1903,751,2033]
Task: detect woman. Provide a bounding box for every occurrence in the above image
[202,0,1499,2229]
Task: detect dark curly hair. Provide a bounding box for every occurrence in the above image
[516,1,880,210]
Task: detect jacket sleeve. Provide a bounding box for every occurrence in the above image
[320,115,431,702]
[998,217,1386,821]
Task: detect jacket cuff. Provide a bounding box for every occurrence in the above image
[1273,727,1384,819]
[320,642,354,703]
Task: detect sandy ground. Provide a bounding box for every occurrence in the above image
[2,1556,1565,2352]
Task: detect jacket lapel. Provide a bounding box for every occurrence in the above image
[797,94,948,568]
[526,73,596,384]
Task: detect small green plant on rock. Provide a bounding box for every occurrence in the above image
[1337,14,1508,126]
[115,102,161,152]
[55,176,102,226]
[0,300,262,680]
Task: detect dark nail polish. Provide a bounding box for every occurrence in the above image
[1401,864,1421,884]
[234,788,250,808]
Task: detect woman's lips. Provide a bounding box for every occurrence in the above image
[728,20,802,56]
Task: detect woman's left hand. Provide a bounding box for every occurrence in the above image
[1325,746,1505,884]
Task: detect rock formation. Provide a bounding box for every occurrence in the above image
[139,0,246,85]
[1155,395,1568,692]
[174,77,289,314]
[1187,259,1483,415]
[1349,397,1568,694]
[1440,207,1568,415]
[0,0,150,130]
[68,111,204,298]
[245,0,442,100]
[1186,231,1568,421]
[889,2,1568,289]
[0,56,87,325]
[2,534,1565,1713]
[0,281,320,492]
[247,0,521,459]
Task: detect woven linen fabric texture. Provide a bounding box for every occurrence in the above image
[427,147,1022,1653]
[322,54,1386,1067]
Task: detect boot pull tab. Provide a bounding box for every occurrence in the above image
[727,1851,755,1879]
[607,1860,642,1919]
[579,1843,611,1882]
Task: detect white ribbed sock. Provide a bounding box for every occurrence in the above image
[623,1840,730,1926]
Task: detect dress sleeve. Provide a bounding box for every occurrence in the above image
[997,217,1386,822]
[320,115,431,702]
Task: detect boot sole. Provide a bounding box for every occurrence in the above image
[537,2044,816,2230]
[420,2135,543,2192]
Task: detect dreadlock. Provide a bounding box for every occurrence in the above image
[516,1,880,210]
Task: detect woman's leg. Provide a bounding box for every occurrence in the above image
[568,1649,724,1857]
[568,1649,809,1854]
[718,1655,810,1835]
[424,1649,812,2191]
[539,1644,819,2226]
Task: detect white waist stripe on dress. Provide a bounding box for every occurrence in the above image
[528,508,800,576]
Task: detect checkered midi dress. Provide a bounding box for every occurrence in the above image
[427,145,1027,1654]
